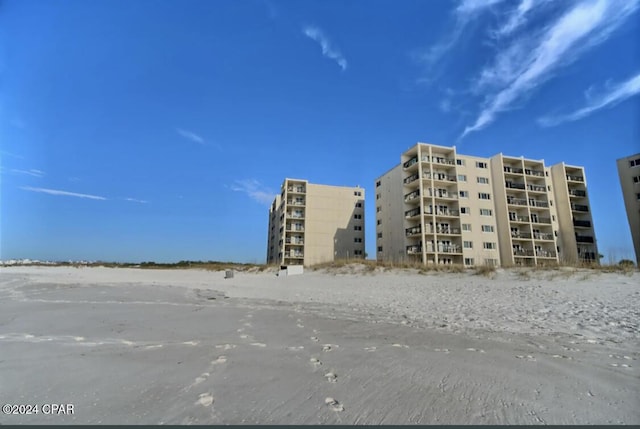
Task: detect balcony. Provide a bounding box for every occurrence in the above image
[403,157,418,169]
[403,173,419,185]
[531,217,551,224]
[407,245,422,255]
[439,245,462,254]
[576,235,594,243]
[405,208,421,218]
[506,181,526,190]
[431,156,456,166]
[511,232,532,239]
[509,215,530,222]
[530,200,549,208]
[286,225,305,232]
[569,189,586,197]
[507,197,528,206]
[406,226,422,236]
[286,212,305,219]
[527,184,546,192]
[284,252,304,258]
[533,233,554,241]
[536,250,557,258]
[426,172,457,182]
[436,227,461,235]
[525,169,545,177]
[287,200,306,206]
[432,209,460,217]
[287,186,306,194]
[404,190,420,202]
[429,189,458,200]
[513,249,535,256]
[504,166,524,174]
[571,204,589,212]
[567,174,584,182]
[573,219,591,228]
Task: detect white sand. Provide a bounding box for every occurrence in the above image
[0,265,638,424]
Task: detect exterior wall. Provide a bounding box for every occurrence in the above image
[376,142,596,267]
[616,154,640,265]
[551,163,599,264]
[375,165,405,262]
[266,178,365,267]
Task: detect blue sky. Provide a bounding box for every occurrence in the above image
[1,0,638,263]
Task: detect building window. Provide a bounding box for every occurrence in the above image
[376,193,381,200]
[460,207,470,214]
[354,191,362,196]
[485,258,498,266]
[377,246,383,252]
[476,161,488,169]
[377,219,381,225]
[376,206,381,212]
[354,214,362,219]
[354,238,362,243]
[464,258,474,266]
[377,232,382,238]
[478,192,491,200]
[477,177,489,184]
[633,176,640,183]
[354,250,363,256]
[483,242,496,250]
[629,158,640,167]
[462,223,472,231]
[548,185,551,191]
[355,202,363,208]
[458,174,467,182]
[481,225,494,233]
[552,215,556,221]
[463,241,473,249]
[459,191,469,198]
[376,180,381,187]
[456,159,465,166]
[480,208,492,216]
[354,225,362,231]
[637,193,640,200]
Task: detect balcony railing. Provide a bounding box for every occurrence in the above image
[284,252,304,258]
[567,174,584,182]
[429,209,460,217]
[406,245,422,254]
[404,190,420,202]
[511,232,532,239]
[428,190,458,199]
[507,198,528,206]
[403,157,418,169]
[436,227,461,235]
[287,186,306,193]
[573,219,591,228]
[424,171,457,182]
[576,236,594,243]
[431,156,456,166]
[406,226,422,236]
[532,217,552,224]
[438,245,461,254]
[510,215,529,222]
[287,200,306,206]
[525,169,545,177]
[286,213,305,219]
[536,250,557,258]
[405,208,421,218]
[513,249,535,256]
[403,173,419,184]
[569,189,586,197]
[506,181,526,190]
[527,185,546,192]
[533,233,554,240]
[504,166,524,174]
[530,201,549,208]
[571,204,589,212]
[286,225,304,232]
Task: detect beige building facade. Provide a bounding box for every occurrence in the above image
[267,179,365,266]
[616,153,640,265]
[376,143,599,267]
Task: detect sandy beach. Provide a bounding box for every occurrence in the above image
[0,265,638,424]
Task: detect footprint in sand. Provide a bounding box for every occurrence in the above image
[286,346,304,351]
[212,356,227,365]
[215,344,236,350]
[434,348,450,353]
[324,372,338,383]
[237,328,245,333]
[552,354,572,360]
[363,346,376,352]
[322,344,338,352]
[392,343,409,348]
[515,355,536,361]
[193,372,210,386]
[467,348,485,353]
[196,393,214,407]
[310,357,322,366]
[297,324,305,328]
[250,342,267,348]
[310,336,319,342]
[325,397,344,412]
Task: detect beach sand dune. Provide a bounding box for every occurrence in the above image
[0,266,638,424]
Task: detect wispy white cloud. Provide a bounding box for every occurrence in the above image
[462,0,640,138]
[10,169,45,178]
[124,197,149,204]
[538,71,640,126]
[303,26,348,71]
[176,128,205,145]
[495,0,538,36]
[0,150,24,159]
[230,179,276,206]
[20,186,107,200]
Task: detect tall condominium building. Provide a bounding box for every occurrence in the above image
[266,178,365,266]
[375,142,598,267]
[616,153,640,265]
